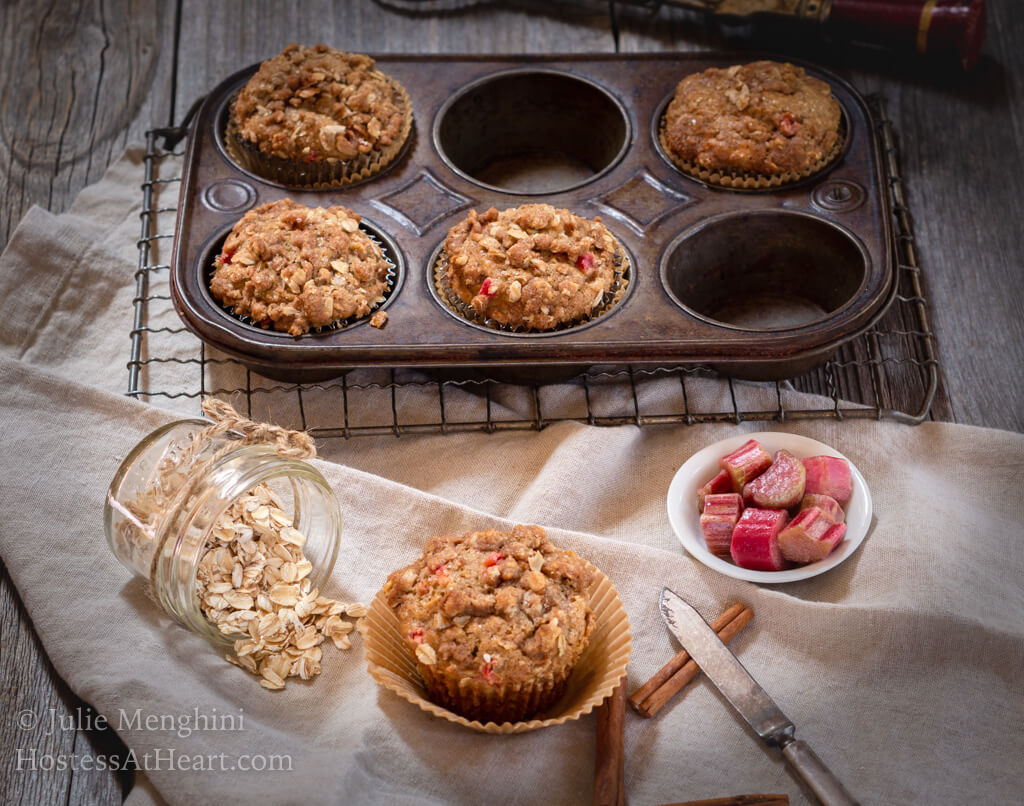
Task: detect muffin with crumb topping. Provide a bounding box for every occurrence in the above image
[439,204,626,332]
[227,43,412,187]
[661,60,842,188]
[383,525,595,724]
[209,199,390,336]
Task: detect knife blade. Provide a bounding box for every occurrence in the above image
[659,588,860,806]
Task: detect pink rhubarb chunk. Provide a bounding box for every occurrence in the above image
[778,508,847,563]
[697,469,734,511]
[730,508,790,571]
[803,456,853,508]
[799,493,845,524]
[719,439,773,493]
[742,449,806,509]
[700,493,744,558]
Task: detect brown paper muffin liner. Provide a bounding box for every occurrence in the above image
[658,114,846,190]
[365,561,632,734]
[224,73,413,189]
[208,227,398,336]
[433,242,630,335]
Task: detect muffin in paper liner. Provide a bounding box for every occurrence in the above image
[657,60,846,191]
[208,219,399,337]
[208,200,398,336]
[365,561,632,734]
[224,73,413,190]
[657,114,846,191]
[432,242,631,335]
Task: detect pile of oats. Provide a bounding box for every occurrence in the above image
[196,481,365,690]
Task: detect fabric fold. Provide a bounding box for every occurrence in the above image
[1,146,1022,805]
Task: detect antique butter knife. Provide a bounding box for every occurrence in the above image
[659,588,859,806]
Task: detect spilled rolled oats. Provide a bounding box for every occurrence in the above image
[197,481,364,690]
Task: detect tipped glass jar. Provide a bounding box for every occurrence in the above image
[104,419,341,646]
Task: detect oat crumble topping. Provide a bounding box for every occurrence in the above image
[210,199,389,336]
[233,43,407,164]
[663,61,841,176]
[443,204,619,331]
[383,525,594,688]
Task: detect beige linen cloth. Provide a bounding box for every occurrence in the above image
[1,149,1022,806]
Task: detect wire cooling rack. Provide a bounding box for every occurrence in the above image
[127,97,938,437]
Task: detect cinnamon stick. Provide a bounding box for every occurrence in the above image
[659,796,789,806]
[630,604,754,719]
[593,681,627,806]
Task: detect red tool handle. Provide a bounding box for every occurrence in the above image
[828,0,986,69]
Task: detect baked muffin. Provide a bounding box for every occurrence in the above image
[210,199,391,336]
[661,61,842,187]
[227,43,412,187]
[440,204,625,331]
[383,525,595,723]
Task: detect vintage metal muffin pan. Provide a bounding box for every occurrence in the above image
[170,53,894,382]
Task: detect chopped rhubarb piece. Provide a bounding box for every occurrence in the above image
[407,627,425,644]
[720,439,773,493]
[220,248,234,264]
[803,456,853,508]
[700,493,743,558]
[799,493,845,524]
[742,449,806,509]
[730,508,790,571]
[430,562,447,577]
[479,277,497,297]
[306,149,320,162]
[480,659,499,685]
[483,551,503,567]
[697,469,734,511]
[575,252,595,272]
[779,113,800,136]
[779,510,846,563]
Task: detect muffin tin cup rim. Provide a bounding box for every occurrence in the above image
[658,208,873,334]
[431,65,633,197]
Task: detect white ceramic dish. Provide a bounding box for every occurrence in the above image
[667,432,872,583]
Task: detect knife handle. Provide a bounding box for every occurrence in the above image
[781,740,860,806]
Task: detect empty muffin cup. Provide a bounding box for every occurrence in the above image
[660,210,868,331]
[434,69,630,194]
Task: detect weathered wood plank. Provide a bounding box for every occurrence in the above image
[0,0,178,247]
[0,2,178,803]
[1,563,75,806]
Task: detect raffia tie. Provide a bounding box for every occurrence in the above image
[200,398,316,459]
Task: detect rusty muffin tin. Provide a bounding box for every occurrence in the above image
[170,53,894,382]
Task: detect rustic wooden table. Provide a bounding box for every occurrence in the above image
[1,1,1021,802]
